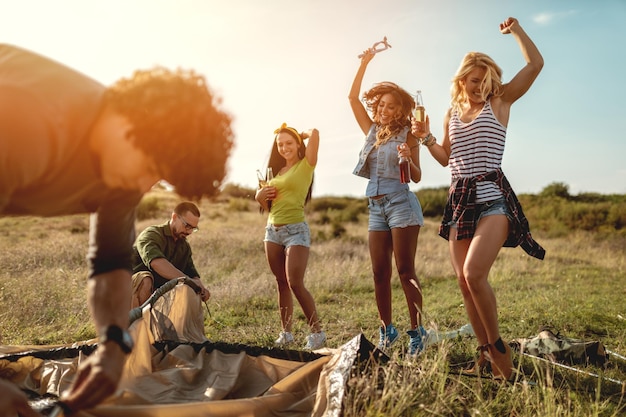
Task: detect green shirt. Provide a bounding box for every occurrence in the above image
[131,221,200,289]
[268,158,314,225]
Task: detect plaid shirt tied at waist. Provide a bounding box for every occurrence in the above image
[439,169,545,260]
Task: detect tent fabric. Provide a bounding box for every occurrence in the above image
[0,283,378,417]
[510,328,609,367]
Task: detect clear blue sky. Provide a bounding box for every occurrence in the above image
[2,0,624,196]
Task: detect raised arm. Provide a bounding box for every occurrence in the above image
[499,17,544,104]
[348,52,375,135]
[302,128,320,166]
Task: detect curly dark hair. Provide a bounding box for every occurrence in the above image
[363,81,415,145]
[105,67,234,200]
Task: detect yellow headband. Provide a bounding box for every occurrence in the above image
[274,123,302,144]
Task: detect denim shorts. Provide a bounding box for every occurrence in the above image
[477,197,512,222]
[368,189,424,232]
[264,221,311,248]
[449,197,512,228]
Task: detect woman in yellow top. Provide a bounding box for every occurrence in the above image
[255,123,326,350]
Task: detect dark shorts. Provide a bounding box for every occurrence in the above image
[449,197,512,228]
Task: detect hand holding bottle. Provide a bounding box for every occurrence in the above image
[411,114,431,140]
[265,168,274,211]
[256,169,276,211]
[411,90,430,137]
[413,90,425,122]
[398,143,411,184]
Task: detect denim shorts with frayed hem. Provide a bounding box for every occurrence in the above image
[367,189,424,232]
[449,197,513,228]
[264,221,311,248]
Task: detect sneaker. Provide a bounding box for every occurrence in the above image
[305,331,326,350]
[377,323,399,350]
[407,326,428,356]
[275,331,294,346]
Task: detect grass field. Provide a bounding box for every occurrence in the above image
[1,189,624,416]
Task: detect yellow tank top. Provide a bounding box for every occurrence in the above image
[268,158,314,225]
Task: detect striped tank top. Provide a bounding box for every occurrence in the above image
[448,100,506,203]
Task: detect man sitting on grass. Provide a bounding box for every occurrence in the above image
[131,201,210,308]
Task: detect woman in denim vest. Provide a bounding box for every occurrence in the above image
[349,49,427,356]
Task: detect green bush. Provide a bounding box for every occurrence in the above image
[540,182,570,199]
[310,197,366,225]
[221,183,256,200]
[228,197,252,212]
[520,188,626,237]
[415,186,448,217]
[136,195,162,220]
[215,182,626,238]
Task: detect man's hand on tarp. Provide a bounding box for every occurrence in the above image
[61,342,127,413]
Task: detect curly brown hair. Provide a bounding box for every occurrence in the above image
[362,81,415,145]
[105,67,234,200]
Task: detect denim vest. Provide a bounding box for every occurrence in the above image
[353,124,409,180]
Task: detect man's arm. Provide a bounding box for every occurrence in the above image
[150,257,210,301]
[60,197,139,412]
[62,269,131,411]
[150,257,190,279]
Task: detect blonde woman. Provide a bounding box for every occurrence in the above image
[412,17,545,380]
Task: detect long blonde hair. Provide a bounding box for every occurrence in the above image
[362,82,414,146]
[450,52,503,115]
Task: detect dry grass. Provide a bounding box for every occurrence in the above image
[1,190,625,415]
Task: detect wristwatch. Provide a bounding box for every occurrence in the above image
[99,325,134,354]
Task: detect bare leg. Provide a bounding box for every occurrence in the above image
[265,241,293,332]
[284,245,322,333]
[452,214,513,379]
[391,225,422,329]
[449,229,488,347]
[463,215,508,344]
[369,230,393,326]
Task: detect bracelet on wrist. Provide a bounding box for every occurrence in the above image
[420,133,436,147]
[419,133,432,145]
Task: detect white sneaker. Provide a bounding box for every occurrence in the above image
[305,331,326,350]
[275,331,294,346]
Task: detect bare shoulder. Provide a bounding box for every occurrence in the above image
[443,107,452,124]
[488,96,511,127]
